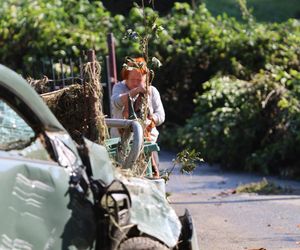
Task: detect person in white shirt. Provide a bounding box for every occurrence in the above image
[111,57,165,177]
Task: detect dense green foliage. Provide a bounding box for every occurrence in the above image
[203,0,300,23]
[1,1,300,176]
[178,71,300,176]
[155,4,300,125]
[0,0,111,76]
[103,0,300,23]
[162,4,300,177]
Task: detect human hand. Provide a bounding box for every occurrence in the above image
[145,117,155,130]
[128,84,149,98]
[136,84,147,94]
[145,118,152,126]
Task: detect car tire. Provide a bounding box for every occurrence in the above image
[118,237,169,250]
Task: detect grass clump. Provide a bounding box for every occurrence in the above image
[236,178,291,195]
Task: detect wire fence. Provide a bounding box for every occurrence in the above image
[27,50,112,116]
[29,54,108,91]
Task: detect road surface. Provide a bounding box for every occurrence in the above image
[159,151,300,250]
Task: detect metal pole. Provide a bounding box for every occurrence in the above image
[106,55,112,117]
[105,118,144,169]
[50,59,55,91]
[107,33,117,86]
[59,59,65,88]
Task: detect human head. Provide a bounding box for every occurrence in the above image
[121,57,148,89]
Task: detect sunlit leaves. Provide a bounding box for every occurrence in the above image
[177,72,300,177]
[174,149,203,174]
[161,148,203,183]
[151,57,162,68]
[0,0,111,74]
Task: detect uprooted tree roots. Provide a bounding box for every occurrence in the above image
[41,84,87,142]
[32,60,108,144]
[82,61,108,145]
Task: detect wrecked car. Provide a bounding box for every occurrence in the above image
[0,64,198,250]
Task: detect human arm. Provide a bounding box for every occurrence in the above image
[111,82,148,119]
[111,82,146,109]
[151,86,165,126]
[111,82,126,109]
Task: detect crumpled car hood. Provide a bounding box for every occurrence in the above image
[84,138,115,186]
[84,138,181,247]
[120,176,182,248]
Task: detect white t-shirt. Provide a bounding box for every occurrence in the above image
[110,81,165,141]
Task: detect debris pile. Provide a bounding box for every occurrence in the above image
[41,84,86,142]
[29,57,108,144]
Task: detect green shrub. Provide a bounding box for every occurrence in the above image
[203,0,300,23]
[147,4,300,125]
[178,69,300,177]
[0,0,110,76]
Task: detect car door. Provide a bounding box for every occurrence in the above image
[0,99,91,250]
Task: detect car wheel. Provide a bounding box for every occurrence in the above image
[118,237,169,250]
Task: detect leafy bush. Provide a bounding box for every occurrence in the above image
[178,69,300,177]
[145,3,300,125]
[0,0,110,76]
[203,0,300,23]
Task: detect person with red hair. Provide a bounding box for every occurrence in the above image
[111,57,165,177]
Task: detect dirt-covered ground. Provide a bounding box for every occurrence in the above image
[159,151,300,250]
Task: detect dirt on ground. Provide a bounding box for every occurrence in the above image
[159,151,300,250]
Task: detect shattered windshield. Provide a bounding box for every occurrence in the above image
[0,99,35,151]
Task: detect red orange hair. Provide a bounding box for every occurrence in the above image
[121,57,149,80]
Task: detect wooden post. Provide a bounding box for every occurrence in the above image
[86,49,101,142]
[106,55,112,117]
[87,49,96,74]
[107,33,117,86]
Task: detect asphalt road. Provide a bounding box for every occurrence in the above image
[159,151,300,250]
